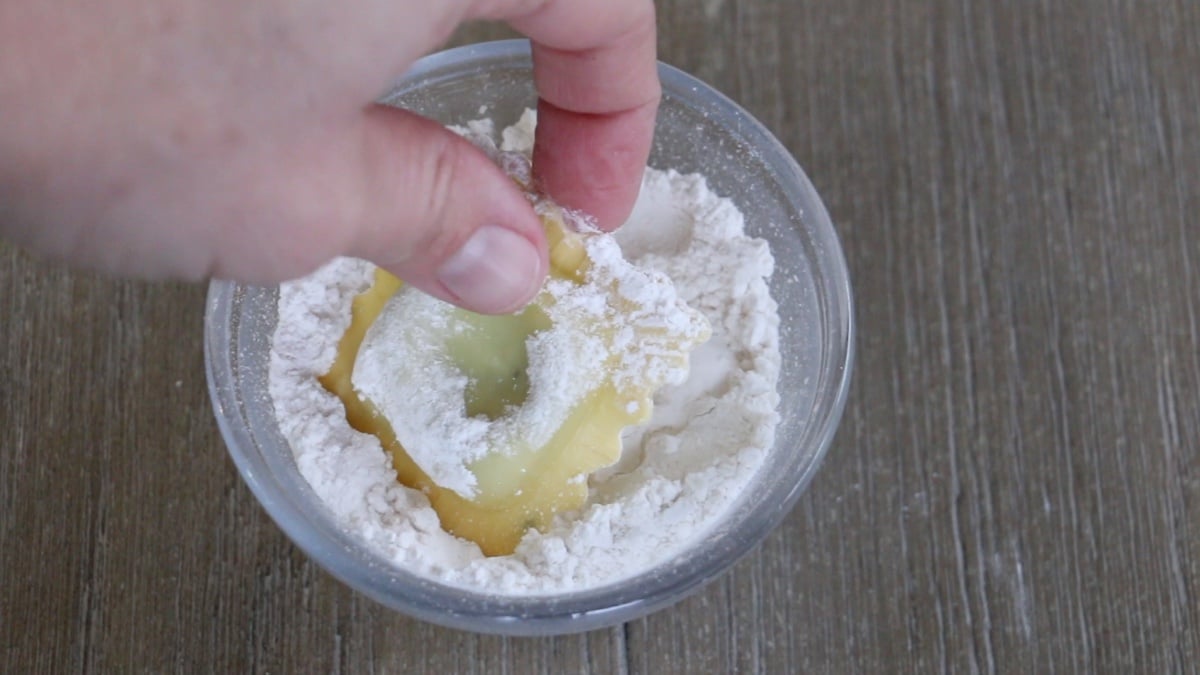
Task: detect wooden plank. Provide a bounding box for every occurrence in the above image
[629,0,1200,672]
[2,2,1199,672]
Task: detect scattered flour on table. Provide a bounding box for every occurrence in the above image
[268,112,781,594]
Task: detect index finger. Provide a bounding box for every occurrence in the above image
[485,0,660,230]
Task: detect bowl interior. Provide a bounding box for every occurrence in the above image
[205,39,852,635]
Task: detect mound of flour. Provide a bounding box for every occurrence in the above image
[268,113,781,594]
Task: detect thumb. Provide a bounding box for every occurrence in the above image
[346,104,548,314]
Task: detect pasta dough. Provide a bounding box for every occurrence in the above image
[321,166,710,556]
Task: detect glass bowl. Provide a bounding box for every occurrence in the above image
[204,39,853,635]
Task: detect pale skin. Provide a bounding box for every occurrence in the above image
[0,0,660,313]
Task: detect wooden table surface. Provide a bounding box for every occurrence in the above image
[4,1,1199,672]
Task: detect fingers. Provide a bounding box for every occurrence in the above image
[341,1,658,314]
[532,98,658,231]
[345,104,548,314]
[486,0,660,230]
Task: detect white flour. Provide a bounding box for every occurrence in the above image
[268,113,781,594]
[352,191,710,499]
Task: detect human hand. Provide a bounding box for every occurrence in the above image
[0,0,659,313]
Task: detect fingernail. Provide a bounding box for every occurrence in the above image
[437,225,544,313]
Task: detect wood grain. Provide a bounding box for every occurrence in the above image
[3,2,1199,672]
